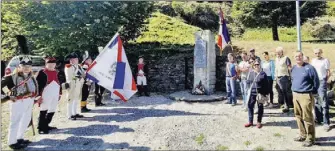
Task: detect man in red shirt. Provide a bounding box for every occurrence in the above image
[36,57,62,134]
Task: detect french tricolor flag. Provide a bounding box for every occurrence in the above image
[86,33,137,102]
[217,8,231,52]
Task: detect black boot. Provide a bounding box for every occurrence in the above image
[81,106,91,112]
[137,85,143,97]
[95,95,101,106]
[38,111,49,134]
[9,142,26,149]
[46,112,57,130]
[143,85,150,96]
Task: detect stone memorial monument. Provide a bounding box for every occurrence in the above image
[193,30,216,95]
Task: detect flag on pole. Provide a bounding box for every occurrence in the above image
[217,8,231,55]
[86,33,137,102]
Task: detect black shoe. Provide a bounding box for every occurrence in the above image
[48,126,58,130]
[69,116,76,120]
[9,143,26,149]
[302,141,314,147]
[75,114,84,118]
[282,108,289,113]
[81,107,91,113]
[38,129,49,134]
[96,103,106,107]
[17,139,32,145]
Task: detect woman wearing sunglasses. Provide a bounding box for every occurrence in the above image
[245,60,270,128]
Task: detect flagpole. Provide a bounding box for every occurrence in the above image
[296,0,302,52]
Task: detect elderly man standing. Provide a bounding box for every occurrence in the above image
[291,51,319,147]
[311,48,331,132]
[275,47,292,113]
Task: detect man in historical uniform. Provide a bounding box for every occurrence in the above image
[94,46,106,106]
[135,56,149,96]
[35,56,62,134]
[81,51,93,112]
[1,35,39,149]
[64,52,85,120]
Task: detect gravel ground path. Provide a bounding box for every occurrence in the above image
[2,93,335,150]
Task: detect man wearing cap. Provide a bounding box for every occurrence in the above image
[249,49,261,62]
[35,57,62,134]
[64,52,85,120]
[94,46,106,106]
[135,56,149,96]
[81,51,93,112]
[1,35,39,149]
[275,46,292,113]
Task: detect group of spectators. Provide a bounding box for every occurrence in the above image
[225,47,332,147]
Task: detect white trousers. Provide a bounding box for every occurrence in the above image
[40,81,60,113]
[66,80,83,118]
[137,76,147,85]
[8,98,34,145]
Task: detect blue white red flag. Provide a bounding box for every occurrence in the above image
[86,33,137,102]
[217,8,231,51]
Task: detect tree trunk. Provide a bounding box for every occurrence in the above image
[272,16,279,41]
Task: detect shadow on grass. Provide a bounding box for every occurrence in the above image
[263,112,295,118]
[80,108,208,123]
[51,124,134,136]
[316,136,335,147]
[263,120,298,129]
[87,94,174,108]
[26,136,150,150]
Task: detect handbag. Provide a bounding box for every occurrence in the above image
[246,71,268,104]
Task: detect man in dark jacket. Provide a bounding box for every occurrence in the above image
[35,57,62,134]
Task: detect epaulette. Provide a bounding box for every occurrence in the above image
[65,64,72,68]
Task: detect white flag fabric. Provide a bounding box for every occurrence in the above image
[86,33,137,102]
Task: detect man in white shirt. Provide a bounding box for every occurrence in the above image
[311,48,331,132]
[238,52,250,109]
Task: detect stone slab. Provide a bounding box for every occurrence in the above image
[169,91,226,102]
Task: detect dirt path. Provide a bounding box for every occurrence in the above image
[1,94,335,150]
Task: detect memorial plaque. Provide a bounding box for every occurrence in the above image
[193,30,216,95]
[194,39,207,68]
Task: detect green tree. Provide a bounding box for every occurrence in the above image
[1,2,28,60]
[232,1,326,41]
[19,1,154,57]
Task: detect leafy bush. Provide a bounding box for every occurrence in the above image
[302,16,335,40]
[170,1,245,37]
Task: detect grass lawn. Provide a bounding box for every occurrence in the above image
[232,40,335,69]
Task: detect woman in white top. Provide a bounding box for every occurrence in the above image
[261,52,275,108]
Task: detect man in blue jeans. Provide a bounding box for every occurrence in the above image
[238,52,250,109]
[311,48,331,132]
[225,53,238,106]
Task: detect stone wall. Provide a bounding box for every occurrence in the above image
[126,43,240,93]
